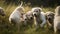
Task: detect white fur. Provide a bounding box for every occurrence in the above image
[40,12,46,27]
[9,1,24,24]
[9,2,25,32]
[9,6,24,24]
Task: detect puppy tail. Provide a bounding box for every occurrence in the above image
[19,1,23,7]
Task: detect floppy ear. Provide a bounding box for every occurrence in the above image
[53,13,55,18]
[53,13,55,16]
[25,14,28,18]
[45,13,48,20]
[52,12,55,16]
[22,12,25,15]
[38,9,41,12]
[45,15,48,20]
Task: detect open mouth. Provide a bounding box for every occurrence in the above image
[48,18,52,21]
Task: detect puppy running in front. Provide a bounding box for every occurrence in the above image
[31,7,46,29]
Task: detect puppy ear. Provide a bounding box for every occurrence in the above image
[39,9,42,12]
[32,14,34,17]
[52,12,55,16]
[38,9,40,12]
[25,14,28,18]
[45,13,48,19]
[45,15,48,20]
[50,12,55,16]
[53,13,55,16]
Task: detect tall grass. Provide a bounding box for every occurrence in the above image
[0,1,55,34]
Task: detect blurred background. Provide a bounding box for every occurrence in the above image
[0,0,60,34]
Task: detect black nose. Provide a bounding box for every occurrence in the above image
[34,14,37,17]
[30,17,33,19]
[25,19,27,20]
[34,14,36,16]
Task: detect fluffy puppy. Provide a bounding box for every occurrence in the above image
[23,11,34,27]
[9,2,25,25]
[45,11,54,29]
[31,7,46,28]
[9,2,25,32]
[9,7,25,25]
[9,6,25,25]
[54,6,60,33]
[0,7,5,16]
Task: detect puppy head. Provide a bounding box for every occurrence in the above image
[0,7,5,16]
[23,13,29,25]
[26,11,34,20]
[23,11,34,25]
[31,7,42,17]
[46,12,54,20]
[23,11,33,21]
[55,6,60,16]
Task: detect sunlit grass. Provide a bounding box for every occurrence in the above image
[0,1,55,34]
[42,7,55,13]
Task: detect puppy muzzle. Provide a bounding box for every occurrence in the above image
[34,14,37,17]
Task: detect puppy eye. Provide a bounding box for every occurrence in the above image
[34,11,38,12]
[39,9,41,11]
[36,11,38,12]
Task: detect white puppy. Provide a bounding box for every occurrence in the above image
[31,7,46,28]
[9,2,25,24]
[9,7,24,25]
[54,6,60,33]
[9,2,25,32]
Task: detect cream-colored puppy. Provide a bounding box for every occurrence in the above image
[23,11,34,27]
[54,6,60,33]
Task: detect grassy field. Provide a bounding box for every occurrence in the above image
[0,1,55,34]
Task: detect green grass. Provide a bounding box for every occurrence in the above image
[0,1,55,34]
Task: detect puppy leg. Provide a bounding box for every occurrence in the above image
[47,20,52,29]
[54,28,57,34]
[54,25,57,34]
[34,17,39,29]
